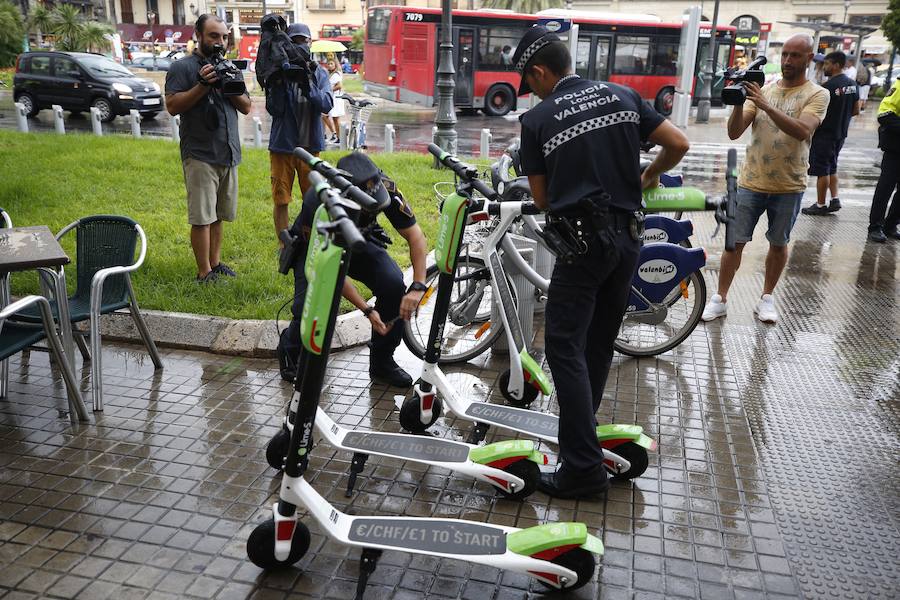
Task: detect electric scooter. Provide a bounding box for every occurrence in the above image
[397,144,656,482]
[267,149,548,500]
[247,170,604,598]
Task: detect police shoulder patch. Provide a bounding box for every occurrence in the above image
[381,174,398,193]
[394,192,414,217]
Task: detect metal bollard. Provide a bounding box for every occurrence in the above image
[340,123,350,150]
[90,107,103,136]
[432,125,438,144]
[14,103,28,133]
[52,105,65,134]
[480,128,492,159]
[171,114,180,143]
[253,117,262,148]
[494,234,537,352]
[384,124,395,153]
[129,109,141,138]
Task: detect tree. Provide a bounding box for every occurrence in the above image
[79,21,113,53]
[51,3,83,51]
[0,0,25,68]
[882,0,900,50]
[351,27,364,51]
[27,3,53,47]
[480,0,564,14]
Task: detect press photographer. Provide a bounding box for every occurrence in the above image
[257,16,334,243]
[165,14,252,284]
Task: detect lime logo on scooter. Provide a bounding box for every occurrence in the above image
[300,204,343,355]
[643,187,706,212]
[434,191,469,275]
[637,258,678,284]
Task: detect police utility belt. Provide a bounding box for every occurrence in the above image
[542,194,644,264]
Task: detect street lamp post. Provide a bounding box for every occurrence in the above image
[148,10,158,70]
[433,0,457,164]
[695,0,720,123]
[843,0,851,23]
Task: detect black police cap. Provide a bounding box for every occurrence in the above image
[336,152,389,206]
[511,26,562,96]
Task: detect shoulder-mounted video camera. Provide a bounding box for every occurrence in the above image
[720,56,767,106]
[257,14,318,90]
[206,44,247,97]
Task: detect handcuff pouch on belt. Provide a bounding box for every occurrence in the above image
[543,194,644,264]
[361,223,393,249]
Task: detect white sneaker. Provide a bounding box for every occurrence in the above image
[754,294,778,324]
[702,294,727,321]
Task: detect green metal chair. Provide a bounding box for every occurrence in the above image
[14,215,163,411]
[0,295,89,421]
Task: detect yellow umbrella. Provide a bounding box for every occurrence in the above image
[311,40,347,53]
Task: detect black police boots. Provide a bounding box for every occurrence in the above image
[369,350,413,388]
[538,463,610,499]
[277,343,298,384]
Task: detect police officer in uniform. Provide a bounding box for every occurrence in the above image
[277,152,428,387]
[513,27,690,498]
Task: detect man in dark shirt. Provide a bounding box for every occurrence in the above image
[165,15,251,283]
[266,22,333,244]
[277,153,428,387]
[802,51,859,216]
[514,27,689,498]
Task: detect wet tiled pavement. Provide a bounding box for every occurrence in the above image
[2,148,899,598]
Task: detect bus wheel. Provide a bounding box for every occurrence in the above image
[483,84,515,117]
[655,87,675,116]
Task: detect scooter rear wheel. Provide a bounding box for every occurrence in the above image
[398,395,443,433]
[265,426,291,471]
[605,441,649,481]
[498,369,540,408]
[496,458,539,500]
[537,547,596,591]
[246,518,311,569]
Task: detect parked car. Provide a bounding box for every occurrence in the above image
[13,51,163,123]
[130,56,173,71]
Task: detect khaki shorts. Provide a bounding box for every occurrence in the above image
[182,157,238,226]
[271,151,317,206]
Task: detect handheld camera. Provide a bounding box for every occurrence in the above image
[208,44,247,97]
[720,56,767,106]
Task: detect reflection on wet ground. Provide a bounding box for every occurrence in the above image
[1,187,897,598]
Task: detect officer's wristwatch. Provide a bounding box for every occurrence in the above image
[406,281,427,294]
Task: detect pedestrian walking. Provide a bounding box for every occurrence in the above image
[165,14,252,284]
[868,81,900,243]
[512,26,689,498]
[702,34,829,324]
[802,51,859,216]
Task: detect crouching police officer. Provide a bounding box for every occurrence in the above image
[513,27,690,498]
[277,152,428,387]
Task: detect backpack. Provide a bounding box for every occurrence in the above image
[856,66,871,86]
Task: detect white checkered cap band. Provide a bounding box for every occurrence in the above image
[542,111,641,156]
[515,36,554,74]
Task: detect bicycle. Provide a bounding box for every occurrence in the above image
[402,149,737,386]
[342,94,375,151]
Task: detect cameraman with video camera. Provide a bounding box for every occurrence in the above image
[702,35,829,325]
[166,15,251,284]
[261,21,333,243]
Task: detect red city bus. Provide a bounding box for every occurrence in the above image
[363,6,735,116]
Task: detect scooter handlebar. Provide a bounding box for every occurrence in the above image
[293,148,389,214]
[307,171,367,253]
[427,143,499,200]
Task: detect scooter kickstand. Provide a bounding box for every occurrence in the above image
[467,422,490,445]
[355,547,382,599]
[346,452,370,497]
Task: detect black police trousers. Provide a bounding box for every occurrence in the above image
[279,238,406,371]
[869,151,900,233]
[544,222,640,474]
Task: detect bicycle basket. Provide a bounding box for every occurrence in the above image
[346,102,374,124]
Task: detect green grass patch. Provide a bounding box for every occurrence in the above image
[340,73,364,96]
[0,68,12,89]
[0,130,469,320]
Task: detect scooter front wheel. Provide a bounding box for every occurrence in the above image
[605,441,649,481]
[537,547,596,591]
[398,395,443,433]
[498,369,540,408]
[246,518,311,569]
[265,426,291,471]
[496,458,539,501]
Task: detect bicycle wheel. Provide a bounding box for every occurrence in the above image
[347,124,358,151]
[402,256,512,364]
[614,270,707,357]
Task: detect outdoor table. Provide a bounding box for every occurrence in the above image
[0,226,77,371]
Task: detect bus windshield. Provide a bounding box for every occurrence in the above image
[367,8,391,44]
